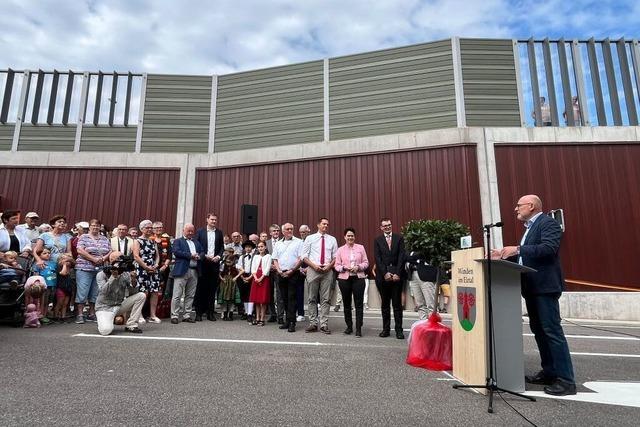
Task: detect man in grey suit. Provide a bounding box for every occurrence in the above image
[495,194,576,396]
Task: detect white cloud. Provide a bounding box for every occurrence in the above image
[0,0,638,75]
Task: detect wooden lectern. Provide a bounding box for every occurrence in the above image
[450,247,535,394]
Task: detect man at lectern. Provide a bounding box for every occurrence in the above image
[492,194,576,396]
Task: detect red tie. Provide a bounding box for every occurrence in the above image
[320,235,325,265]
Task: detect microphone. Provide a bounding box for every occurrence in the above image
[483,221,504,229]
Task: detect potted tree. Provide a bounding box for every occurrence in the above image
[402,219,470,268]
[402,219,470,311]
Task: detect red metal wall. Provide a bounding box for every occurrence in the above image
[193,146,483,259]
[495,143,640,290]
[0,168,180,235]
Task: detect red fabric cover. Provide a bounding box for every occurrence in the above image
[406,312,453,371]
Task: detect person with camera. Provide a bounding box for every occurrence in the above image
[96,251,146,335]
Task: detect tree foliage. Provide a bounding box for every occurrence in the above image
[402,219,470,268]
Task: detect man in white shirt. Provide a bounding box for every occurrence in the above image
[266,224,283,323]
[110,224,134,256]
[302,217,338,334]
[17,211,41,244]
[195,213,224,321]
[272,223,303,332]
[170,224,204,324]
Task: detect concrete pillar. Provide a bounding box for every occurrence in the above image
[175,155,196,236]
[475,128,503,248]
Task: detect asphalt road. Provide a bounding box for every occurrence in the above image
[1,311,639,426]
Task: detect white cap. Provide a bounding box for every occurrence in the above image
[76,221,90,229]
[25,212,39,218]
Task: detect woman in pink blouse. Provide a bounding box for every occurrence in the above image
[334,227,369,337]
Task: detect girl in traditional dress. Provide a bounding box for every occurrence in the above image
[219,249,241,320]
[236,240,256,323]
[249,241,271,326]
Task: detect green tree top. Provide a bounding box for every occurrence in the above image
[402,219,470,268]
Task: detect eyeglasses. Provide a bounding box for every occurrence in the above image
[381,224,392,228]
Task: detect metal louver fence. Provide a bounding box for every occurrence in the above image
[516,38,640,127]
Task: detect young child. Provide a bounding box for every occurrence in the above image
[0,251,26,285]
[24,303,41,328]
[219,250,241,320]
[249,241,271,326]
[54,254,75,322]
[31,248,57,323]
[24,276,47,318]
[236,241,256,323]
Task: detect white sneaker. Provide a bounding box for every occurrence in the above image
[138,317,146,324]
[148,316,161,324]
[296,315,305,322]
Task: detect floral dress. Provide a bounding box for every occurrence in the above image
[136,237,160,292]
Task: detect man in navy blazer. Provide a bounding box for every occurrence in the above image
[170,224,204,324]
[496,194,576,396]
[194,213,224,321]
[374,218,406,339]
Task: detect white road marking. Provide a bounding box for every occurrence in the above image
[402,328,638,341]
[525,333,639,341]
[570,352,640,359]
[72,333,403,349]
[74,333,328,346]
[525,381,640,408]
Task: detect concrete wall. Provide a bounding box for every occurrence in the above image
[522,292,640,322]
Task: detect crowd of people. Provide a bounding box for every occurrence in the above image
[2,192,577,396]
[1,209,448,339]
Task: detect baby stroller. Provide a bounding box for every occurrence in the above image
[0,255,31,326]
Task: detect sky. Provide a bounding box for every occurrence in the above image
[1,0,639,75]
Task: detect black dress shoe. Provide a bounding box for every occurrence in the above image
[277,318,284,325]
[207,313,217,321]
[355,328,362,337]
[544,379,577,396]
[343,327,353,335]
[287,324,296,333]
[379,330,390,338]
[195,315,203,322]
[396,331,405,339]
[267,316,277,323]
[125,327,143,334]
[170,318,179,324]
[182,318,196,323]
[525,370,554,385]
[279,323,289,329]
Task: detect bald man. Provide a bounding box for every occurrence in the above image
[171,223,205,324]
[493,194,576,396]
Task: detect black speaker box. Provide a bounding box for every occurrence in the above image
[241,204,258,235]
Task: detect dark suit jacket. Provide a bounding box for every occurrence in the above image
[405,251,439,282]
[374,233,406,279]
[195,227,224,259]
[517,214,565,296]
[172,237,204,277]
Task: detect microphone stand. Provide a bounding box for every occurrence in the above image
[452,224,535,413]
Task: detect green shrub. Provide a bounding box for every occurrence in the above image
[402,219,470,268]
